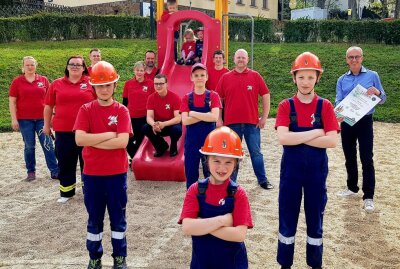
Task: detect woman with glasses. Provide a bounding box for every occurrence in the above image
[8,56,59,182]
[122,61,155,164]
[43,55,95,203]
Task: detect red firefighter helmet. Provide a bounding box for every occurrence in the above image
[89,61,119,86]
[200,126,244,159]
[291,52,323,74]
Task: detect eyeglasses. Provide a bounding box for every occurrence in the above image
[347,55,362,60]
[68,63,83,68]
[154,82,166,86]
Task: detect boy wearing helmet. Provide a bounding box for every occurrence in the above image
[275,52,340,269]
[74,61,133,269]
[179,126,253,269]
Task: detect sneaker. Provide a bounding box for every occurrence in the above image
[364,199,375,212]
[57,197,70,203]
[260,181,274,190]
[87,258,102,269]
[50,173,59,180]
[25,172,36,182]
[113,256,127,269]
[336,189,357,197]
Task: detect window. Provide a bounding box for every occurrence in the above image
[251,0,257,6]
[236,0,243,4]
[263,0,268,9]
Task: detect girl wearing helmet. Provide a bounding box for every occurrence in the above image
[179,126,253,269]
[43,55,95,203]
[275,52,340,269]
[74,61,133,269]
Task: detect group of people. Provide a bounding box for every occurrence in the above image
[9,32,385,269]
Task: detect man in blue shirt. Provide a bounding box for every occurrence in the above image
[336,46,387,213]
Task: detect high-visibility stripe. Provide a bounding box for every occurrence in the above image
[111,231,125,240]
[307,236,323,246]
[278,233,295,245]
[87,232,103,242]
[59,183,76,192]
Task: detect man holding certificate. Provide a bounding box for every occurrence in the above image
[335,46,387,213]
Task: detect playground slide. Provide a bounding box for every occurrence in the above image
[132,10,221,181]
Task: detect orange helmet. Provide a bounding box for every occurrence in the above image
[199,126,244,159]
[291,52,323,74]
[89,61,119,86]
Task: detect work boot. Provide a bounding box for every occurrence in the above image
[87,258,102,269]
[113,256,127,269]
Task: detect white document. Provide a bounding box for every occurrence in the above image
[334,84,381,126]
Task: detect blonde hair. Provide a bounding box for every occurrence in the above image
[21,56,37,73]
[133,61,146,70]
[183,28,196,42]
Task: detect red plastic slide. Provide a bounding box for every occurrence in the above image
[132,10,221,181]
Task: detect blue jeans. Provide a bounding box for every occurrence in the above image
[228,123,268,185]
[18,119,59,175]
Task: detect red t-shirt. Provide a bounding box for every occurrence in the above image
[146,91,181,121]
[180,90,222,113]
[87,66,93,76]
[161,11,179,31]
[9,74,49,119]
[178,179,254,229]
[45,76,95,132]
[206,66,229,92]
[144,67,158,82]
[73,100,133,176]
[275,94,340,133]
[181,41,196,58]
[216,68,269,125]
[122,78,155,118]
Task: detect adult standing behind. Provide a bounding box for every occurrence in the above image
[122,61,155,162]
[180,63,221,189]
[205,50,229,92]
[43,55,96,203]
[216,49,273,190]
[143,74,182,157]
[87,48,101,76]
[336,46,386,212]
[9,56,59,181]
[144,50,159,81]
[74,61,132,269]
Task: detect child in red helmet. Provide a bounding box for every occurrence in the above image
[74,61,133,269]
[179,126,253,269]
[275,52,340,269]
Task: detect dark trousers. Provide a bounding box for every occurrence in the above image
[55,132,83,198]
[126,117,147,159]
[83,173,128,259]
[341,114,375,200]
[143,123,182,152]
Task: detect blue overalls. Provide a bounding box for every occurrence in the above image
[191,178,248,269]
[277,97,328,268]
[184,90,215,189]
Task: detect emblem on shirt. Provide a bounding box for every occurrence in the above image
[108,115,118,126]
[165,104,171,110]
[189,46,193,49]
[80,83,88,90]
[218,198,225,205]
[37,82,44,88]
[143,86,148,92]
[247,85,253,91]
[311,113,315,125]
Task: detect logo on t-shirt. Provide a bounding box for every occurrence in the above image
[37,82,44,88]
[108,115,118,126]
[311,113,315,125]
[165,104,171,110]
[80,83,88,90]
[218,198,225,205]
[247,85,253,91]
[143,86,148,92]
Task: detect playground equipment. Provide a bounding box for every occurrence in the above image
[131,0,228,181]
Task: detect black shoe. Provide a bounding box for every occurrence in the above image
[260,181,274,190]
[169,149,178,157]
[113,256,127,269]
[128,159,132,171]
[154,143,168,157]
[87,258,102,269]
[169,143,178,157]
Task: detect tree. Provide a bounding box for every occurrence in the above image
[395,0,400,18]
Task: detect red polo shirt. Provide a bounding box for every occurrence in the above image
[206,66,229,91]
[122,78,155,118]
[146,91,181,121]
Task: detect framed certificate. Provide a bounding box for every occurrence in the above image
[334,84,381,126]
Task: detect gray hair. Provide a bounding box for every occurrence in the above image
[133,61,146,70]
[346,46,363,56]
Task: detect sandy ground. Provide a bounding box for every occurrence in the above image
[0,119,399,269]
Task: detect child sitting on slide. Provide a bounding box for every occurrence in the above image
[177,28,196,66]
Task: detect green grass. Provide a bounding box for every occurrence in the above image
[1,39,399,132]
